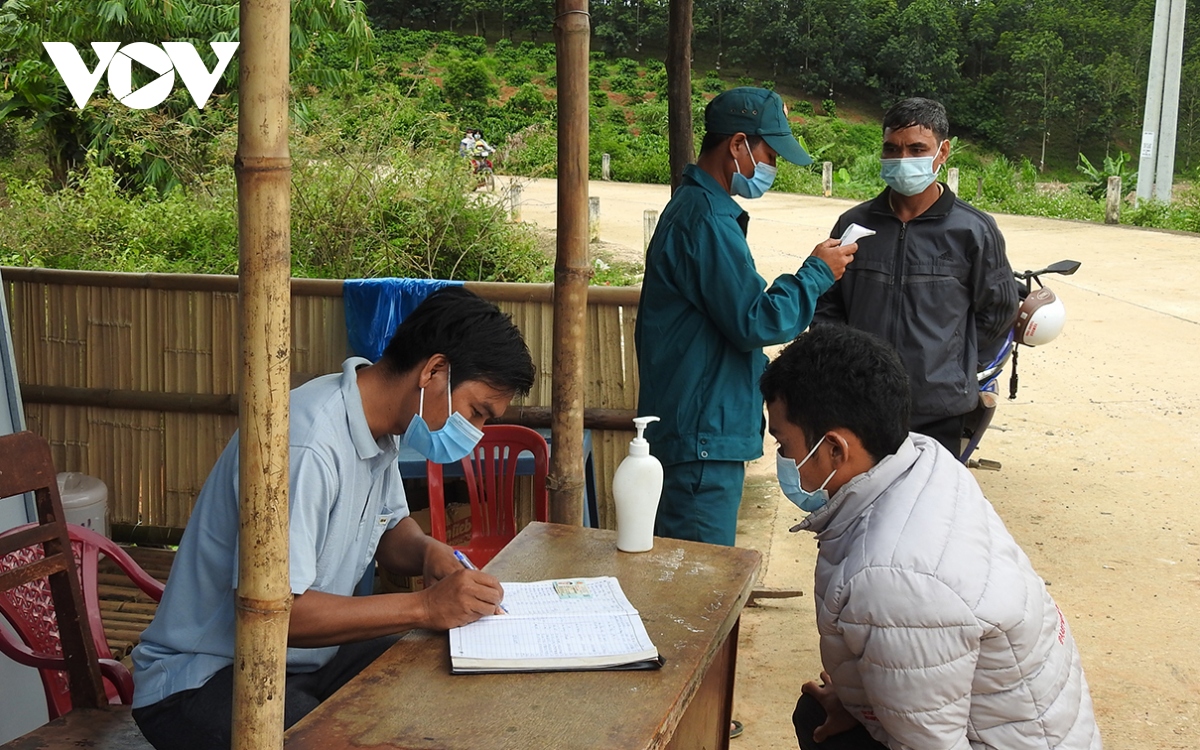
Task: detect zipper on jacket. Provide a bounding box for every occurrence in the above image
[890,222,907,346]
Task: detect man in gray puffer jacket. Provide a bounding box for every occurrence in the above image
[761,325,1101,750]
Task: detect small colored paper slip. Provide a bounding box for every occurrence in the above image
[552,579,593,598]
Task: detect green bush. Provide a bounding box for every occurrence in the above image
[615,58,640,76]
[507,84,549,116]
[607,106,631,130]
[0,162,238,272]
[442,60,497,107]
[609,73,644,96]
[701,71,725,93]
[498,123,559,177]
[292,149,544,281]
[505,65,531,86]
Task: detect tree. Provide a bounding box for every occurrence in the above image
[1000,30,1067,167]
[873,0,963,102]
[443,59,497,107]
[0,0,372,189]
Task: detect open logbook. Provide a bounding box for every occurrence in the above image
[448,576,663,674]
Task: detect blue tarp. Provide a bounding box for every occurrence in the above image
[343,278,464,361]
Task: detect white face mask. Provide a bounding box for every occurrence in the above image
[879,140,945,196]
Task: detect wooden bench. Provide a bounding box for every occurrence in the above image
[1,706,151,749]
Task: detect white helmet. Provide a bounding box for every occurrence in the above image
[1015,286,1066,346]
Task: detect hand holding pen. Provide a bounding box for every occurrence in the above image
[454,549,508,614]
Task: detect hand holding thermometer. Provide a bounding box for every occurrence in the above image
[453,549,508,614]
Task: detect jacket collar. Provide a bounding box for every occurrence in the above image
[868,182,956,221]
[790,435,929,537]
[683,163,748,226]
[340,357,398,461]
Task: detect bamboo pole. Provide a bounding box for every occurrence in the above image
[234,0,292,747]
[666,0,695,192]
[551,0,591,525]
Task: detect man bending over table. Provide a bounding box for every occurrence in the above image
[132,287,535,750]
[760,326,1101,750]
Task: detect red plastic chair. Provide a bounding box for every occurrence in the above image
[427,425,550,567]
[0,520,165,718]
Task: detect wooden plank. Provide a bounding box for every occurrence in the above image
[0,706,152,750]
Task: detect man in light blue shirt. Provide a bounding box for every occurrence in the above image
[131,288,535,750]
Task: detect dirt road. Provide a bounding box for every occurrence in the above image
[507,176,1200,749]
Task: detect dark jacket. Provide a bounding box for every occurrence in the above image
[814,186,1019,420]
[635,165,834,466]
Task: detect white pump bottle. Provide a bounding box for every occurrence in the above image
[613,416,664,553]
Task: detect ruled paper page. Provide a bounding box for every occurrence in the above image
[448,577,659,671]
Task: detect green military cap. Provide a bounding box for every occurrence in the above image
[704,87,812,166]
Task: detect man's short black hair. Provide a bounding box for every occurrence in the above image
[760,326,910,462]
[699,132,764,156]
[882,97,949,142]
[379,287,535,396]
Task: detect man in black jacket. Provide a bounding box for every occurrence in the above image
[813,98,1019,458]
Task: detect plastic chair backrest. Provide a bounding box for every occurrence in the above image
[0,431,108,717]
[0,521,165,718]
[427,425,549,567]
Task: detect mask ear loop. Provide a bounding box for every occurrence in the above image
[445,363,453,418]
[816,467,838,492]
[797,435,825,467]
[418,382,425,419]
[798,436,837,492]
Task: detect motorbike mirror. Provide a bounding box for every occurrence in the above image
[1045,260,1081,276]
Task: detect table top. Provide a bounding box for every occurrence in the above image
[285,522,761,750]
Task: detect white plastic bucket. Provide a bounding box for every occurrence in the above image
[56,472,108,538]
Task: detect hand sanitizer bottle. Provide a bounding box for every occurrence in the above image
[613,416,663,553]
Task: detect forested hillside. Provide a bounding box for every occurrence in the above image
[1,0,1198,279]
[370,0,1200,171]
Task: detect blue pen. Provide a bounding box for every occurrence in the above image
[454,550,508,614]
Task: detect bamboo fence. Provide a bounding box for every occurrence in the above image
[1,268,639,535]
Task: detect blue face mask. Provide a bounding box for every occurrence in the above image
[879,142,944,196]
[731,150,777,199]
[776,437,837,513]
[402,368,484,464]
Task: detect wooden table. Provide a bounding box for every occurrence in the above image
[285,522,761,750]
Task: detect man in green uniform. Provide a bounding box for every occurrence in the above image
[635,87,858,547]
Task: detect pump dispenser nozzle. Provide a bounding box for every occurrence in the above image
[628,416,659,456]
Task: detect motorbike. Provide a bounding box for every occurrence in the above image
[469,157,495,191]
[960,259,1082,468]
